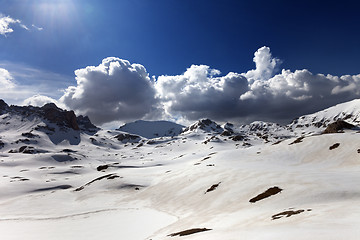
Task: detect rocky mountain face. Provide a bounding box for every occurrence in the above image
[0,99,98,133]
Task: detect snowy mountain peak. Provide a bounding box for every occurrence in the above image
[0,99,98,133]
[182,118,223,133]
[0,99,9,113]
[288,99,360,132]
[247,121,282,131]
[117,120,184,139]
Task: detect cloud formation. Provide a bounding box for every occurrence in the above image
[60,57,157,125]
[0,15,28,36]
[244,46,281,82]
[155,65,249,120]
[0,62,73,105]
[5,46,360,126]
[154,47,360,123]
[23,95,61,108]
[0,68,15,88]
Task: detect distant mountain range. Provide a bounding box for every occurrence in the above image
[1,98,359,146]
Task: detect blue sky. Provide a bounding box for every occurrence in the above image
[1,0,360,126]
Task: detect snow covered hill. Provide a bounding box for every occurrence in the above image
[288,99,360,134]
[1,99,360,240]
[118,120,184,139]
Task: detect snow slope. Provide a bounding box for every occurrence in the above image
[1,99,360,239]
[288,98,360,134]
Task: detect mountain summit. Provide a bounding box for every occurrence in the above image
[288,99,360,133]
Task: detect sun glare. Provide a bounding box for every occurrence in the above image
[35,0,77,26]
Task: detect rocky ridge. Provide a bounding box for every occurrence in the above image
[0,100,98,133]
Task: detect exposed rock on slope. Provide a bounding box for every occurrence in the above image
[288,99,360,132]
[114,133,142,143]
[0,99,97,133]
[0,99,10,113]
[182,119,223,133]
[77,115,99,133]
[323,120,355,134]
[41,103,79,130]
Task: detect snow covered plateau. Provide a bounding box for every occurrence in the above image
[1,99,360,239]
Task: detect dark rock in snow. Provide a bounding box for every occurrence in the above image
[42,103,79,130]
[168,228,212,237]
[77,115,99,133]
[0,99,9,113]
[249,186,283,203]
[272,209,305,220]
[183,119,223,133]
[205,182,221,193]
[21,132,39,138]
[323,120,355,134]
[115,133,141,143]
[230,135,244,141]
[220,130,233,136]
[97,165,109,171]
[329,143,340,150]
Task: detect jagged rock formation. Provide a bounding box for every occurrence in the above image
[0,99,97,133]
[0,99,9,113]
[77,115,99,133]
[41,103,79,130]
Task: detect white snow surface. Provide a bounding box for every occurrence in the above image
[1,101,360,239]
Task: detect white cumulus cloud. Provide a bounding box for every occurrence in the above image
[60,57,157,125]
[0,15,29,36]
[154,47,360,123]
[155,65,249,120]
[0,68,16,88]
[23,95,62,108]
[244,46,282,82]
[8,46,360,125]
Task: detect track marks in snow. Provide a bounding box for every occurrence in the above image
[0,208,121,221]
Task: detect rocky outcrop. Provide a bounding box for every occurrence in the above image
[323,120,355,134]
[77,115,99,132]
[0,99,98,132]
[114,133,141,143]
[41,103,79,130]
[0,99,9,113]
[183,119,223,133]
